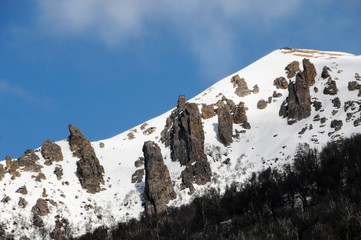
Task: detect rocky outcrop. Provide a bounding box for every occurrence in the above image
[218,102,233,146]
[68,124,104,194]
[233,102,248,124]
[161,96,212,192]
[32,198,50,216]
[16,185,28,195]
[321,66,331,79]
[332,97,341,109]
[0,165,4,181]
[231,75,252,97]
[131,169,144,183]
[303,58,317,86]
[323,79,338,95]
[17,149,42,172]
[348,81,360,91]
[331,120,343,131]
[5,156,12,169]
[285,61,300,78]
[201,104,215,119]
[18,197,28,208]
[280,59,316,124]
[273,77,288,89]
[41,140,63,166]
[286,72,312,124]
[143,141,176,215]
[54,165,63,180]
[134,157,144,168]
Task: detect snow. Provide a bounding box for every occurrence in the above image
[0,48,360,239]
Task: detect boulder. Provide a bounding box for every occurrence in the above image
[323,79,338,95]
[231,75,252,97]
[273,77,288,89]
[31,198,49,216]
[41,140,63,165]
[303,58,317,86]
[253,84,259,94]
[218,103,233,146]
[54,165,63,180]
[18,197,28,208]
[332,97,341,109]
[321,66,331,79]
[201,104,215,119]
[33,215,44,227]
[348,81,360,91]
[257,99,268,109]
[143,141,176,215]
[285,61,300,78]
[68,124,105,193]
[233,102,248,124]
[16,185,28,195]
[331,120,343,131]
[134,157,144,168]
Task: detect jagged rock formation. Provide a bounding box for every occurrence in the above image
[68,124,104,194]
[17,149,42,172]
[233,102,248,124]
[161,96,212,192]
[134,157,144,168]
[41,140,63,166]
[285,61,300,78]
[131,169,144,183]
[303,58,317,86]
[217,102,233,146]
[143,141,176,215]
[18,197,28,208]
[273,77,289,89]
[54,165,63,180]
[16,185,28,195]
[279,59,316,124]
[231,75,252,97]
[5,156,11,169]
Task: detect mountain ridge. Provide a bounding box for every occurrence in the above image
[1,47,361,239]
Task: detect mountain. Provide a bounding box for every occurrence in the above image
[0,48,360,239]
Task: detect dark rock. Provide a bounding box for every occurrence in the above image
[303,58,317,86]
[286,72,312,124]
[99,142,105,148]
[312,101,322,111]
[218,103,233,146]
[348,81,360,91]
[243,122,251,130]
[1,196,10,203]
[50,224,63,240]
[298,127,307,135]
[273,91,282,98]
[16,185,28,195]
[127,132,135,140]
[68,124,105,193]
[143,127,156,135]
[17,149,42,172]
[33,215,44,227]
[332,97,341,109]
[18,197,28,208]
[178,95,186,108]
[135,157,144,168]
[140,123,149,130]
[321,66,331,79]
[268,97,273,104]
[331,120,343,131]
[31,198,49,216]
[285,61,300,78]
[5,156,12,169]
[257,99,268,109]
[323,79,338,95]
[231,75,251,97]
[321,117,326,124]
[201,104,215,119]
[0,164,4,181]
[41,140,63,165]
[54,165,63,180]
[314,87,319,93]
[279,100,287,118]
[273,77,288,89]
[143,141,176,215]
[131,169,144,183]
[33,172,46,182]
[233,102,248,124]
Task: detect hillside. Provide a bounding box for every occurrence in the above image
[0,48,360,239]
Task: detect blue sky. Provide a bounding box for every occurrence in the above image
[1,0,360,159]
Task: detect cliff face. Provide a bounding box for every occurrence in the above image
[143,141,176,215]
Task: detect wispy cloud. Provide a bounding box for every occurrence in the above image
[0,79,54,107]
[35,0,301,79]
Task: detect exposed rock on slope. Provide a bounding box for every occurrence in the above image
[68,124,105,193]
[231,75,252,97]
[285,61,300,78]
[41,140,63,165]
[143,141,176,215]
[17,149,42,172]
[217,102,233,146]
[161,96,212,192]
[303,58,317,86]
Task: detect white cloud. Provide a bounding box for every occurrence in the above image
[36,0,301,78]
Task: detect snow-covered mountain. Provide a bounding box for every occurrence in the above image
[1,48,360,239]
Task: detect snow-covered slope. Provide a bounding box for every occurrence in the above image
[1,48,360,239]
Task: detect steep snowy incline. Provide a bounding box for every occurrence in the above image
[0,48,360,239]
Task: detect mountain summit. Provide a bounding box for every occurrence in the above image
[1,48,360,239]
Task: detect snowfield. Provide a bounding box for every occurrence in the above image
[1,48,360,239]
